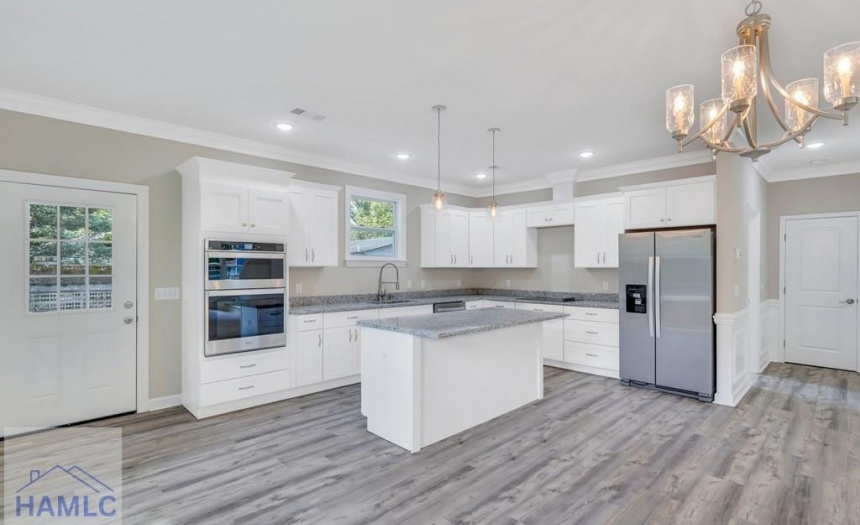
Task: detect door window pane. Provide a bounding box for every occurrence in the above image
[27,203,116,314]
[29,204,57,239]
[60,241,86,275]
[29,278,58,313]
[29,241,58,275]
[60,206,86,240]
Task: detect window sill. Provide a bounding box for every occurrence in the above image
[344,259,407,268]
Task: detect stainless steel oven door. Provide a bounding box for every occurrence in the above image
[205,251,286,290]
[205,288,287,357]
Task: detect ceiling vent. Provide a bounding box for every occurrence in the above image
[290,107,327,121]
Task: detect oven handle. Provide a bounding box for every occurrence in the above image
[205,288,287,298]
[206,251,285,259]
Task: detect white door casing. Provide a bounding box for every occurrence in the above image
[783,215,859,371]
[0,182,140,434]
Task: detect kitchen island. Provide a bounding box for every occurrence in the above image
[358,308,568,452]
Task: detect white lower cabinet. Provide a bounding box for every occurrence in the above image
[199,370,291,406]
[483,300,515,309]
[560,306,619,378]
[295,329,324,387]
[516,302,564,361]
[323,326,361,381]
[563,342,619,370]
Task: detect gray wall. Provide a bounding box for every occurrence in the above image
[0,109,477,399]
[766,173,860,299]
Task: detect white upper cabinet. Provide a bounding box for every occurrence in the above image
[289,183,340,267]
[201,183,290,236]
[420,205,470,267]
[623,176,715,230]
[469,210,494,267]
[526,202,575,228]
[494,208,537,267]
[574,196,623,268]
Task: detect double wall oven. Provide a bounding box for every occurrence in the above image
[204,240,287,357]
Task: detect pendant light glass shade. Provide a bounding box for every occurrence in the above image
[489,200,498,219]
[824,42,860,111]
[665,84,695,140]
[488,127,501,221]
[785,78,819,132]
[431,190,445,213]
[721,45,758,111]
[700,98,728,144]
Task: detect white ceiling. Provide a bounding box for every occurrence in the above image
[1,0,858,190]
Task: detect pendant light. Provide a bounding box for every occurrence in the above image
[488,127,500,219]
[430,105,447,214]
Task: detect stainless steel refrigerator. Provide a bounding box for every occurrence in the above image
[619,228,716,402]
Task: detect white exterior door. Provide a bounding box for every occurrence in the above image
[0,182,138,434]
[784,216,859,371]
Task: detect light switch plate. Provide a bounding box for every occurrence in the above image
[505,279,511,288]
[602,281,609,291]
[154,287,180,301]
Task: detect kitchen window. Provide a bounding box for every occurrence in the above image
[345,186,406,266]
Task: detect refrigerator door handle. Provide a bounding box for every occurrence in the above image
[648,255,655,338]
[655,255,662,338]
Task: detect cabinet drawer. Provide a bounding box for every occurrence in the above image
[465,300,484,310]
[294,314,323,331]
[483,300,515,309]
[564,342,619,370]
[564,306,619,323]
[324,309,378,328]
[515,302,564,313]
[378,305,434,319]
[564,319,619,346]
[200,370,289,406]
[201,349,288,384]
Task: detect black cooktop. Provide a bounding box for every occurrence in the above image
[515,296,576,303]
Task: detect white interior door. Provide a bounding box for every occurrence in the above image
[0,182,138,434]
[784,216,858,371]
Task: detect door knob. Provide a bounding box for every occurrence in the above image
[842,298,856,305]
[124,301,134,309]
[123,317,135,325]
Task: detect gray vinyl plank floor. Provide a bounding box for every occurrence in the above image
[1,363,858,524]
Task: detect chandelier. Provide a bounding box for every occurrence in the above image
[666,0,859,161]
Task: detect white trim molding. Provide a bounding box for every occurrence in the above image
[576,150,715,183]
[714,309,753,407]
[760,299,780,371]
[767,160,860,183]
[0,168,151,413]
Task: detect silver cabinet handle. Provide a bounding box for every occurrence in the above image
[585,312,597,316]
[659,218,665,222]
[586,331,599,335]
[354,329,359,342]
[124,301,134,309]
[471,255,474,265]
[586,353,598,358]
[349,329,353,343]
[318,333,322,347]
[123,317,134,325]
[311,249,315,262]
[667,217,672,222]
[239,364,257,369]
[534,308,544,312]
[303,319,317,323]
[602,252,606,264]
[250,223,256,228]
[597,252,600,264]
[242,222,248,227]
[305,248,309,261]
[347,316,358,320]
[238,385,255,391]
[841,298,856,305]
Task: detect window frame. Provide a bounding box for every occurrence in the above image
[344,186,407,267]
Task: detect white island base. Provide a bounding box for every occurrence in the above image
[360,323,544,453]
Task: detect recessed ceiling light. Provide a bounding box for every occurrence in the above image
[579,151,595,158]
[275,123,293,131]
[809,159,828,165]
[805,142,825,149]
[396,153,411,160]
[476,173,487,179]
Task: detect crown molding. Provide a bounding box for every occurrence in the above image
[0,88,479,197]
[767,159,860,183]
[575,150,715,182]
[472,177,554,198]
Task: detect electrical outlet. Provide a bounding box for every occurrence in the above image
[153,287,180,301]
[420,280,426,289]
[735,248,743,259]
[457,279,462,287]
[295,283,303,294]
[505,279,511,288]
[406,280,413,289]
[602,281,609,291]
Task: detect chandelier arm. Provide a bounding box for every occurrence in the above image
[740,109,759,149]
[679,103,732,148]
[756,114,822,150]
[699,135,746,153]
[759,31,842,121]
[721,112,741,144]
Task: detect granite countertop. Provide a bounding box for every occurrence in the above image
[289,289,618,315]
[357,308,569,339]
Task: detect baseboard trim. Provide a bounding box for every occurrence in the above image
[543,359,619,379]
[148,394,182,411]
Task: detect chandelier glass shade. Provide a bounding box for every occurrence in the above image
[666,0,859,161]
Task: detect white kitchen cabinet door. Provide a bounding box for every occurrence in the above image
[433,213,453,267]
[296,329,324,387]
[493,212,513,266]
[469,211,494,267]
[603,199,624,267]
[248,189,290,236]
[666,180,715,227]
[309,190,338,266]
[574,201,605,268]
[515,303,564,360]
[526,203,574,228]
[510,209,536,267]
[624,188,667,229]
[288,189,311,265]
[449,210,470,267]
[323,326,359,381]
[201,183,248,233]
